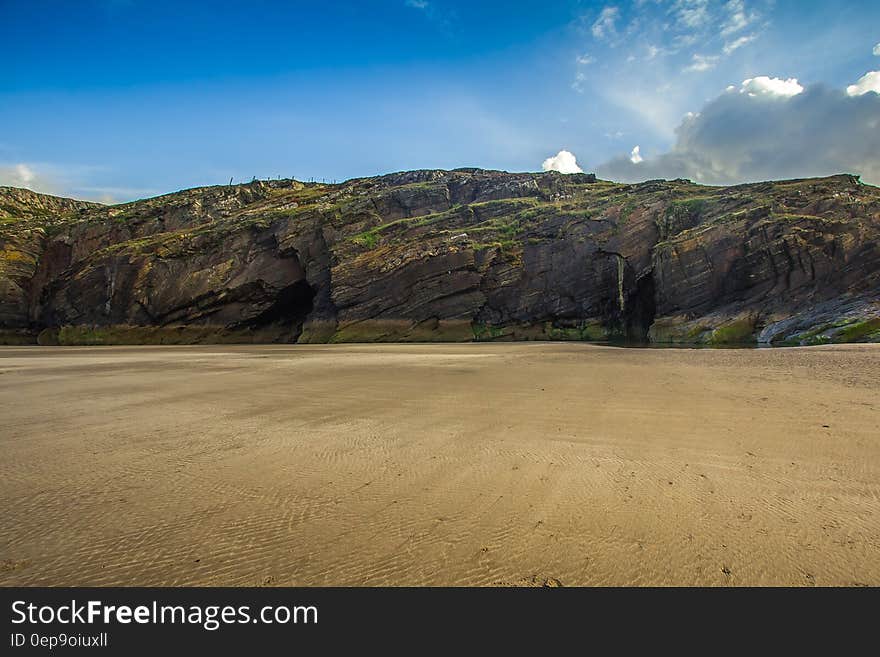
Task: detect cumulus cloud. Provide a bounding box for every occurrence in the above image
[542,150,584,174]
[629,146,643,163]
[875,43,880,56]
[596,77,880,186]
[591,6,620,40]
[739,76,803,97]
[846,71,880,97]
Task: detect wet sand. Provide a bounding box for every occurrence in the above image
[1,343,878,586]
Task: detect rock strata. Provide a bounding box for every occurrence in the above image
[1,170,878,345]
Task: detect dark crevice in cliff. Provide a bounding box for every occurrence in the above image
[244,279,316,333]
[624,271,656,342]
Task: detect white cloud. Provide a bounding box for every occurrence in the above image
[721,0,756,37]
[723,33,756,54]
[874,43,880,56]
[0,163,58,194]
[684,53,720,72]
[670,0,711,30]
[629,145,644,163]
[739,76,803,97]
[542,150,584,174]
[405,0,429,9]
[0,162,158,203]
[9,164,35,186]
[592,6,620,39]
[663,1,763,58]
[572,52,595,93]
[596,79,880,186]
[846,71,880,97]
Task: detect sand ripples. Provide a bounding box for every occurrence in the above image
[1,343,878,586]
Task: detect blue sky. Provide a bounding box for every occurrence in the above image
[1,0,879,201]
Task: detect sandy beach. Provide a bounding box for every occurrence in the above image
[0,343,878,586]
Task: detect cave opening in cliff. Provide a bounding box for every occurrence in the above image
[247,279,316,330]
[625,271,656,342]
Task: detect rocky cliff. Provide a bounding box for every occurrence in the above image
[1,169,878,346]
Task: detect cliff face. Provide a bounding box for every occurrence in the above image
[1,170,878,346]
